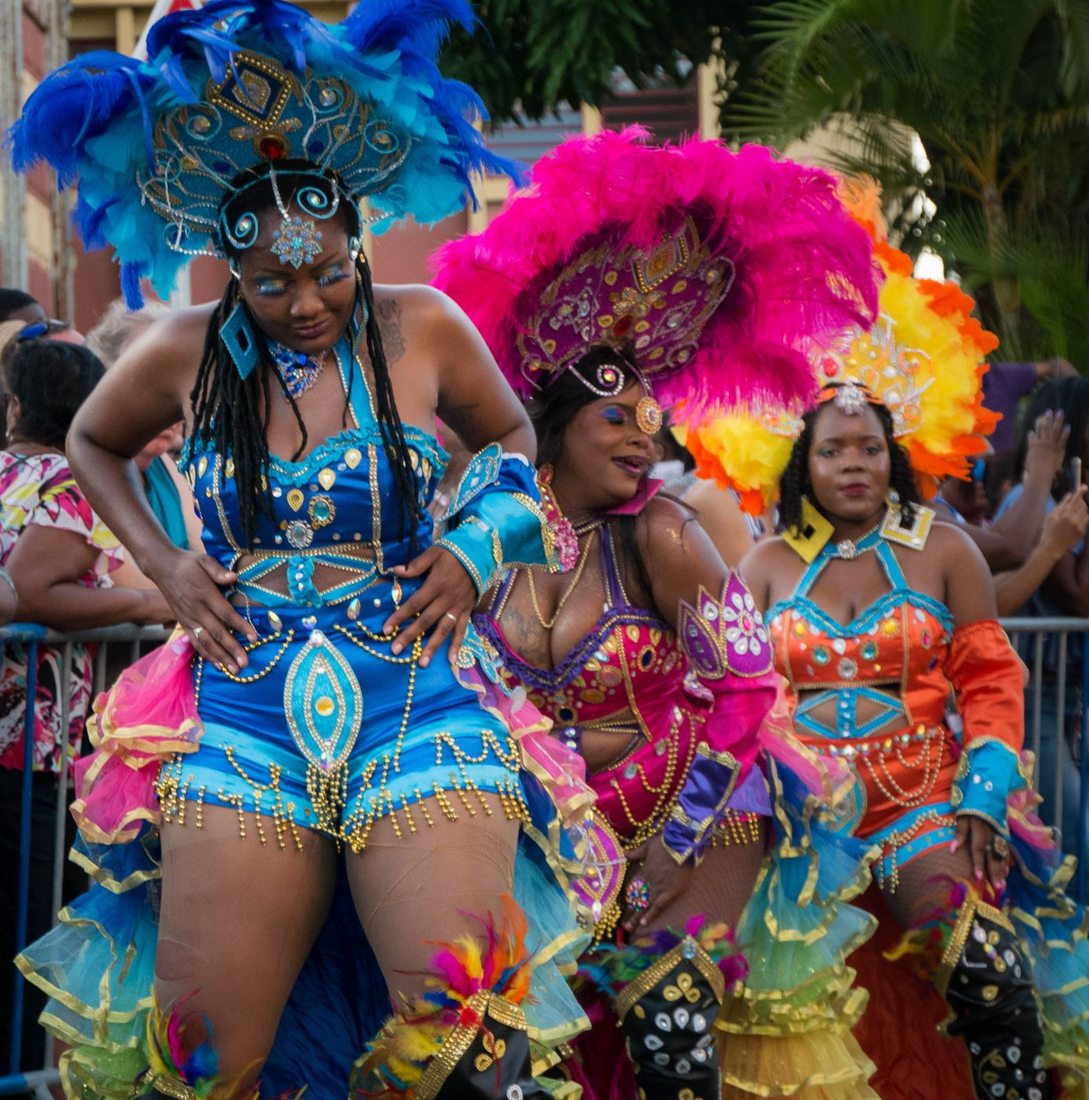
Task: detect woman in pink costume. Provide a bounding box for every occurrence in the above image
[434,129,884,1100]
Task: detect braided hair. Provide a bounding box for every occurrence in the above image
[778,389,919,536]
[189,167,421,550]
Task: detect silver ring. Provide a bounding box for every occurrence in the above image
[443,612,458,624]
[192,625,204,640]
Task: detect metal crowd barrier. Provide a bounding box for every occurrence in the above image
[1,623,170,1099]
[2,619,1088,1095]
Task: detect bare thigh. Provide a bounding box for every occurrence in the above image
[346,794,520,1008]
[877,838,975,930]
[156,807,337,1091]
[647,822,768,935]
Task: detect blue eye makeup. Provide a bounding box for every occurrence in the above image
[254,281,287,297]
[601,406,628,425]
[317,267,348,288]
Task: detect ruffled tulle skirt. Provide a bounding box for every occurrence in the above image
[15,629,592,1099]
[718,750,880,1100]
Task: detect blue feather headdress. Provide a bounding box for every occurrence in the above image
[8,0,519,306]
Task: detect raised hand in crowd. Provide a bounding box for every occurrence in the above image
[994,485,1089,616]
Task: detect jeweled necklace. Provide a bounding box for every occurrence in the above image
[268,340,330,399]
[828,516,884,560]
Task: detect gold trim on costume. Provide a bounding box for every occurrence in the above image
[615,937,726,1022]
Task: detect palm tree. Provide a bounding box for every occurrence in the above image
[723,0,1089,363]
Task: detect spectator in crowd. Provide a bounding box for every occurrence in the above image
[0,288,45,325]
[983,356,1078,454]
[995,375,1089,855]
[0,338,170,1072]
[87,299,201,559]
[932,411,1069,571]
[995,486,1089,616]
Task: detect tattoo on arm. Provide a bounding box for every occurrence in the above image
[375,298,405,364]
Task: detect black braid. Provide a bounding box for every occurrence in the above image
[357,254,422,553]
[778,393,919,536]
[189,279,317,549]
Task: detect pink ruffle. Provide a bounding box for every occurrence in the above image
[455,660,593,832]
[71,631,202,845]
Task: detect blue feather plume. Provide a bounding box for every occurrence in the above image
[8,0,521,306]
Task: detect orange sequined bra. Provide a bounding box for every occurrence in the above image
[767,523,955,750]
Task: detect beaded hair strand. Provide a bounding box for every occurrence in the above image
[356,253,422,553]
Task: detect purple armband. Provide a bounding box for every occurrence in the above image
[661,744,741,864]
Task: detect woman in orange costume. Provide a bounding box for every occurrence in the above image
[685,187,1089,1099]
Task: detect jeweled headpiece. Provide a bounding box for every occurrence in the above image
[9,0,518,306]
[683,178,1000,513]
[432,129,880,423]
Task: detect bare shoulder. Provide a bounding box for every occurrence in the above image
[926,518,984,563]
[372,283,464,327]
[636,494,699,547]
[112,303,215,389]
[371,283,471,365]
[739,535,795,602]
[743,534,794,573]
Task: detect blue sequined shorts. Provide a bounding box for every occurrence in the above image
[155,594,530,850]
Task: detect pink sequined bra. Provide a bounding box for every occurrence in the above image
[476,524,690,750]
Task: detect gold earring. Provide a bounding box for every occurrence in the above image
[782,497,834,563]
[880,502,935,550]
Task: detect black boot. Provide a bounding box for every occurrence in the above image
[354,991,551,1100]
[427,992,551,1100]
[939,898,1055,1100]
[617,935,724,1100]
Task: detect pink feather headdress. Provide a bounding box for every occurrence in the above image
[432,128,881,416]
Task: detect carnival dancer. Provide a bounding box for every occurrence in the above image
[688,196,1089,1098]
[9,3,592,1097]
[434,129,884,1100]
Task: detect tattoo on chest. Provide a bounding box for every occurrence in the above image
[501,602,549,664]
[376,298,405,364]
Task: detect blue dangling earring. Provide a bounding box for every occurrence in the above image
[221,298,260,380]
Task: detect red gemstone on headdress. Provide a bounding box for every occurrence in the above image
[614,317,632,337]
[821,357,839,377]
[259,136,287,160]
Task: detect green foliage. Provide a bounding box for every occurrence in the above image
[722,0,1089,364]
[442,0,758,123]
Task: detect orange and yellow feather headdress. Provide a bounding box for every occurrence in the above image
[682,178,999,515]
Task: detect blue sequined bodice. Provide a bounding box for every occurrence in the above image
[182,341,448,588]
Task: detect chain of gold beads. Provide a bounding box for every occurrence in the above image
[861,727,944,809]
[874,809,956,892]
[341,772,529,853]
[609,731,698,852]
[711,809,763,847]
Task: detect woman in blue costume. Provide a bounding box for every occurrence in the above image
[9,3,589,1097]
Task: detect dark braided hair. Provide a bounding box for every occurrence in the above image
[778,387,919,536]
[3,339,105,447]
[189,166,421,550]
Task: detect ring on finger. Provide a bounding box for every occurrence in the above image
[989,835,1010,860]
[443,611,458,624]
[192,625,204,640]
[624,875,651,914]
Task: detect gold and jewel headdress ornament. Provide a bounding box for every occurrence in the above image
[432,128,881,428]
[9,0,519,307]
[684,179,1000,515]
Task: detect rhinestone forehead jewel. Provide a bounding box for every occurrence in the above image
[272,214,323,268]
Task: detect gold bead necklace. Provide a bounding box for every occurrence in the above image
[526,528,596,630]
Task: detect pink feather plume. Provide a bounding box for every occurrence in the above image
[432,128,880,417]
